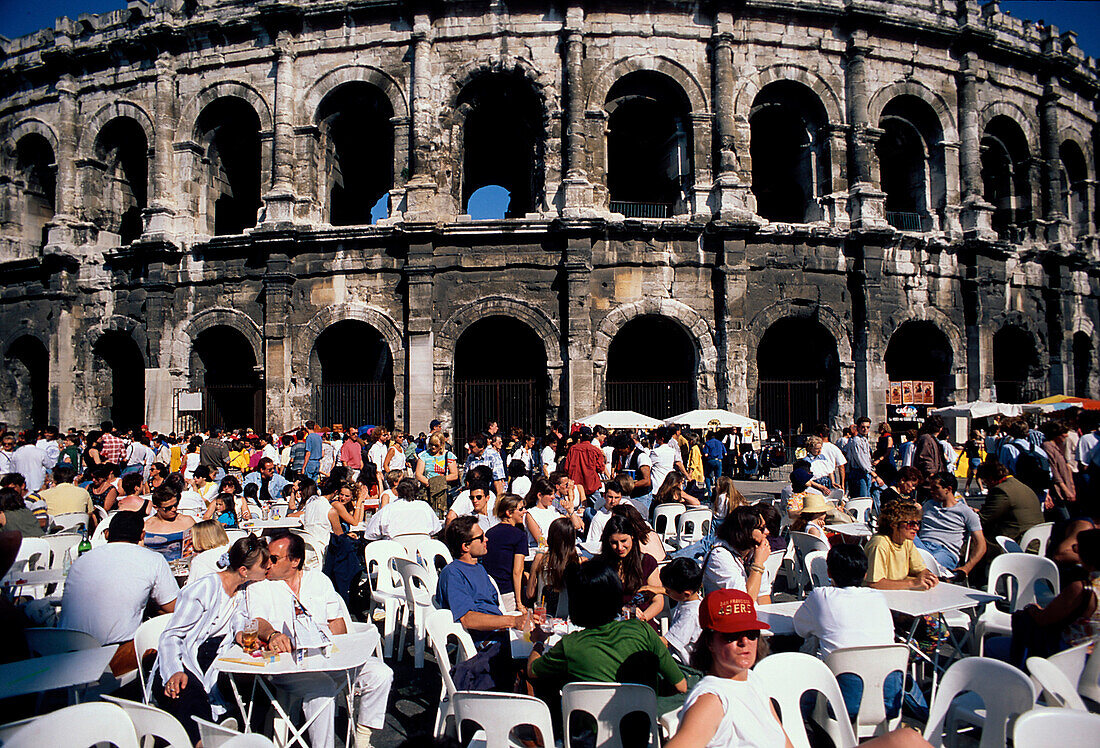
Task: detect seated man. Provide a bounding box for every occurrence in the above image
[242,457,290,505]
[915,472,987,577]
[363,478,442,541]
[585,479,623,545]
[445,477,497,533]
[59,511,178,674]
[977,458,1044,545]
[38,465,93,519]
[248,532,392,748]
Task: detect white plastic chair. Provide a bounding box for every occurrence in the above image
[192,716,243,748]
[916,547,948,579]
[922,656,1036,748]
[675,508,712,549]
[975,553,1060,654]
[561,681,660,748]
[805,550,830,589]
[101,695,192,748]
[425,608,478,737]
[90,513,112,548]
[407,536,453,588]
[1077,635,1100,704]
[363,540,411,658]
[823,644,910,739]
[789,531,830,596]
[133,614,173,701]
[453,691,555,748]
[222,736,277,747]
[1013,707,1100,747]
[50,512,90,532]
[41,532,82,570]
[3,702,139,748]
[652,504,685,542]
[13,536,50,572]
[24,627,100,656]
[763,548,786,588]
[395,557,436,668]
[995,535,1023,554]
[844,497,874,525]
[1027,656,1089,710]
[753,652,857,748]
[1020,522,1053,556]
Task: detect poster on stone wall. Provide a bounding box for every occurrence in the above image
[901,381,914,404]
[889,384,902,405]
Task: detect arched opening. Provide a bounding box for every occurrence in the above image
[93,331,145,430]
[606,315,697,419]
[195,97,261,236]
[310,320,394,427]
[876,96,946,232]
[454,317,548,447]
[750,81,830,223]
[15,133,56,250]
[884,321,955,416]
[1073,332,1093,398]
[756,318,840,449]
[89,117,148,244]
[993,325,1043,402]
[3,335,49,428]
[605,71,693,218]
[980,116,1032,240]
[190,326,264,430]
[317,83,394,226]
[1060,140,1090,238]
[458,71,544,218]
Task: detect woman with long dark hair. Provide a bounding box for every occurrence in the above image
[702,505,772,603]
[599,513,664,623]
[526,516,583,616]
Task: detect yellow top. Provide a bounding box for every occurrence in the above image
[687,445,704,482]
[864,534,925,584]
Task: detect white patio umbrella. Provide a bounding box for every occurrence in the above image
[664,408,758,430]
[930,401,1024,419]
[574,410,664,430]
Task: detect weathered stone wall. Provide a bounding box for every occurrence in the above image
[0,0,1096,435]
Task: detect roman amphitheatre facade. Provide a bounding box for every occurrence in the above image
[0,0,1097,442]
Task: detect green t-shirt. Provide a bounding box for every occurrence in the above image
[530,619,684,693]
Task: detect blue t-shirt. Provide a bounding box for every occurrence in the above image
[481,523,528,592]
[305,432,323,464]
[703,438,726,460]
[434,559,502,642]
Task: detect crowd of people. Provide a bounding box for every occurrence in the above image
[2,407,1099,747]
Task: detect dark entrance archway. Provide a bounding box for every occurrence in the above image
[311,321,394,427]
[191,326,264,430]
[454,317,548,446]
[4,335,49,428]
[756,318,840,447]
[993,326,1043,402]
[606,315,697,419]
[884,321,954,408]
[93,332,145,430]
[1073,332,1093,399]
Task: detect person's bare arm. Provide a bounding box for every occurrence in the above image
[159,599,177,614]
[1029,582,1089,626]
[634,465,652,493]
[328,617,348,635]
[459,610,523,632]
[664,692,723,748]
[637,564,665,622]
[512,552,526,613]
[958,531,987,574]
[446,459,459,483]
[525,553,544,599]
[525,513,544,545]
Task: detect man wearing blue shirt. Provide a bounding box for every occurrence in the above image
[463,435,505,496]
[303,420,323,480]
[242,458,290,504]
[702,431,726,494]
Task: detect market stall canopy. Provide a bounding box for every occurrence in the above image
[930,401,1025,419]
[1032,395,1100,411]
[574,410,664,430]
[664,409,758,430]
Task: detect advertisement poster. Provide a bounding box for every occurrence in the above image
[889,383,902,405]
[901,381,914,404]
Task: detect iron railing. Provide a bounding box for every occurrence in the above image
[315,382,389,429]
[885,211,931,232]
[756,379,825,456]
[455,379,543,448]
[610,201,673,219]
[994,380,1048,404]
[201,384,265,432]
[606,380,695,421]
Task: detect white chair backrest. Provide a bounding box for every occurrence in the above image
[763,548,786,586]
[1021,522,1054,556]
[14,537,50,571]
[408,537,453,588]
[922,656,1036,748]
[986,552,1060,611]
[823,644,910,737]
[845,498,874,525]
[395,556,436,600]
[1013,707,1100,747]
[453,691,555,748]
[789,530,830,559]
[915,547,947,579]
[995,535,1023,554]
[50,512,90,532]
[101,695,192,748]
[805,550,830,589]
[133,614,173,699]
[425,608,476,700]
[221,736,277,747]
[192,716,243,748]
[561,681,660,748]
[677,508,713,547]
[4,702,139,748]
[90,513,112,548]
[1046,637,1092,684]
[1079,635,1100,704]
[41,533,82,570]
[363,539,409,595]
[652,504,686,541]
[752,652,858,748]
[24,627,100,656]
[1027,656,1089,710]
[224,529,247,544]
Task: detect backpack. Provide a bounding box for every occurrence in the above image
[1012,439,1051,495]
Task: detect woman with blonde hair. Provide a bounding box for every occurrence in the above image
[415,432,458,516]
[187,520,231,585]
[712,476,746,523]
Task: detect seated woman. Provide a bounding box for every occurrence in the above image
[653,472,702,512]
[864,501,938,591]
[1047,517,1096,583]
[667,589,928,748]
[187,520,230,585]
[878,466,922,510]
[614,503,667,563]
[144,485,197,562]
[111,472,150,514]
[712,477,747,526]
[88,463,119,509]
[702,506,772,603]
[599,512,664,624]
[526,516,584,617]
[153,535,286,745]
[326,479,366,537]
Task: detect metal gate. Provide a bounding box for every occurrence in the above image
[315,383,389,428]
[606,380,694,420]
[454,379,542,446]
[756,379,823,453]
[201,384,265,432]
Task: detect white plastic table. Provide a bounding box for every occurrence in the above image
[217,629,379,748]
[876,582,998,618]
[508,620,579,658]
[828,522,872,538]
[754,601,803,636]
[239,518,303,531]
[0,645,117,702]
[1,568,67,589]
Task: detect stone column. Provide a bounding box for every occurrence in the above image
[143,251,179,431]
[710,14,754,221]
[957,58,995,238]
[564,230,593,422]
[1040,84,1071,243]
[144,54,178,237]
[405,13,438,219]
[45,74,81,250]
[263,254,294,431]
[405,238,436,432]
[262,34,297,225]
[719,237,749,413]
[845,36,886,228]
[560,5,594,217]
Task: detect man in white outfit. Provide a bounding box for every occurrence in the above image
[248,532,393,748]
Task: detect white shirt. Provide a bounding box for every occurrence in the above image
[527,505,561,546]
[649,442,680,494]
[262,443,280,463]
[665,598,702,665]
[703,543,772,599]
[59,542,179,645]
[248,570,349,636]
[820,442,847,473]
[11,444,54,492]
[586,507,613,545]
[450,490,498,519]
[187,545,229,585]
[792,586,895,656]
[363,498,442,540]
[367,441,388,473]
[541,446,557,475]
[1079,431,1100,467]
[679,674,787,748]
[303,496,334,541]
[127,442,156,469]
[36,438,60,465]
[178,490,206,520]
[509,475,532,498]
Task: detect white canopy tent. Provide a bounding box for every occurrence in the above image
[574,410,664,430]
[930,401,1025,419]
[664,408,759,431]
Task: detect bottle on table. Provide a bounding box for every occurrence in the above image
[77,528,92,557]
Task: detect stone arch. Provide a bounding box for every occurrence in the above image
[176,307,264,370]
[7,118,59,158]
[293,304,405,377]
[84,315,149,368]
[990,311,1047,401]
[1061,128,1095,177]
[179,81,274,141]
[1068,313,1099,398]
[586,55,709,114]
[445,57,560,119]
[990,310,1047,359]
[0,323,50,360]
[78,101,155,159]
[881,307,965,375]
[979,101,1038,147]
[733,64,844,126]
[867,80,958,143]
[303,65,409,122]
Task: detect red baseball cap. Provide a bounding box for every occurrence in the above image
[699,589,770,633]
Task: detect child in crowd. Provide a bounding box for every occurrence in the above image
[379,469,403,509]
[206,492,238,528]
[642,557,704,665]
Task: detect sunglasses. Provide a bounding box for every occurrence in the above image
[469,533,486,543]
[898,520,921,528]
[717,630,761,642]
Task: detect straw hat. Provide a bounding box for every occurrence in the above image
[800,493,829,514]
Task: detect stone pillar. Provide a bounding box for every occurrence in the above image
[822,125,851,228]
[405,14,438,219]
[45,74,81,249]
[710,16,754,222]
[145,54,178,237]
[262,35,297,226]
[405,238,436,432]
[719,237,749,413]
[845,36,886,228]
[144,257,177,432]
[564,230,593,422]
[957,59,995,238]
[1040,84,1071,243]
[263,254,294,431]
[560,5,593,217]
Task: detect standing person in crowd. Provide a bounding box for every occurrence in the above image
[98,422,128,465]
[598,513,664,624]
[962,429,984,496]
[702,431,726,496]
[865,501,937,591]
[1042,420,1076,518]
[286,430,308,480]
[198,428,230,481]
[481,494,528,613]
[325,480,366,538]
[914,472,987,578]
[650,427,688,498]
[145,485,197,562]
[464,434,505,497]
[181,436,202,480]
[540,432,559,477]
[815,424,847,494]
[586,479,624,545]
[611,431,654,513]
[843,417,885,502]
[510,432,537,475]
[562,426,606,502]
[340,428,364,480]
[527,516,583,617]
[896,429,919,468]
[364,427,389,494]
[11,431,53,493]
[383,429,408,477]
[977,458,1044,545]
[873,422,897,484]
[702,505,772,602]
[304,421,324,481]
[525,477,563,548]
[415,432,458,517]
